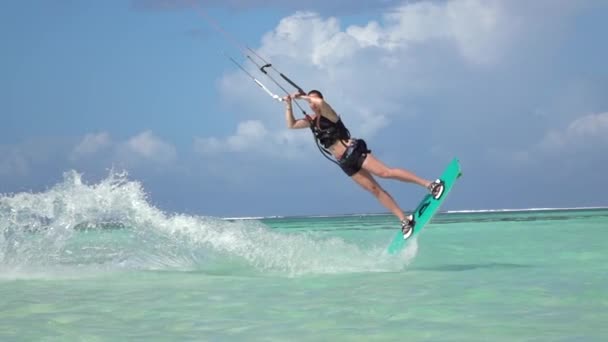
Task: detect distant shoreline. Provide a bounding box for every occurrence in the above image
[222,206,608,220]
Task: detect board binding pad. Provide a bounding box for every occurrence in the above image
[387,158,462,254]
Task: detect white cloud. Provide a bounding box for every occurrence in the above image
[194,120,313,160]
[385,0,515,65]
[69,130,177,165]
[71,132,112,160]
[195,120,268,155]
[261,0,515,68]
[500,112,608,166]
[538,112,608,151]
[194,136,222,155]
[125,130,177,163]
[227,120,268,150]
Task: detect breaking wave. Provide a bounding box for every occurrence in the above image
[0,170,417,278]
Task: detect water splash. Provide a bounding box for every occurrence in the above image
[1,170,417,278]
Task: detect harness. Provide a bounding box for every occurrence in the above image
[304,114,351,164]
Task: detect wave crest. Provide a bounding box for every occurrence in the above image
[1,170,415,277]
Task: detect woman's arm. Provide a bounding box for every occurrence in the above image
[284,95,311,129]
[294,92,338,121]
[294,93,323,106]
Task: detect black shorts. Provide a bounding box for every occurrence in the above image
[338,139,371,176]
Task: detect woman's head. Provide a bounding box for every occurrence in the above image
[307,89,323,99]
[306,90,323,112]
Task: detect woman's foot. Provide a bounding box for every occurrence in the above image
[427,179,445,199]
[401,214,415,239]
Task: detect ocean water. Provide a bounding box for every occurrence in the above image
[1,172,607,341]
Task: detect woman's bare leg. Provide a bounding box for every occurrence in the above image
[350,169,406,221]
[361,153,432,188]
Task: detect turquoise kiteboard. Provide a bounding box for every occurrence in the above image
[387,158,462,254]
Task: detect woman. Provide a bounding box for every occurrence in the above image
[283,90,444,238]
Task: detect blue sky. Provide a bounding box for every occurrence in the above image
[2,0,607,217]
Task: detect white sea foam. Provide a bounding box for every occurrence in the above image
[1,170,416,278]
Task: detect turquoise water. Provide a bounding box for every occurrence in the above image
[1,172,607,341]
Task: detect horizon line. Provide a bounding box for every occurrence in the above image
[221,206,608,220]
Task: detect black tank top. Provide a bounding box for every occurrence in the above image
[309,115,351,149]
